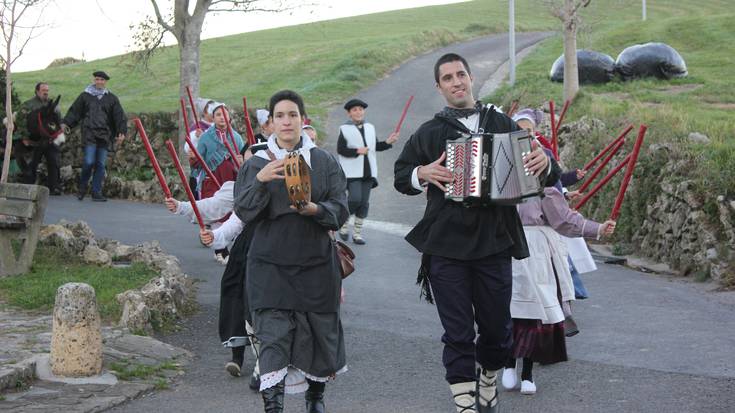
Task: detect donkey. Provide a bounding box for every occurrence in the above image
[26,94,66,147]
[22,95,66,193]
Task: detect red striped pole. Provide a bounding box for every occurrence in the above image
[134,118,171,198]
[165,140,205,230]
[220,108,241,168]
[583,124,634,171]
[609,125,648,220]
[242,97,257,146]
[185,86,200,127]
[578,138,626,193]
[394,95,415,134]
[549,100,558,159]
[554,99,570,136]
[574,153,631,211]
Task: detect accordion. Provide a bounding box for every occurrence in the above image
[445,130,542,205]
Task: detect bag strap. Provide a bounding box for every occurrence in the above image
[265,149,276,161]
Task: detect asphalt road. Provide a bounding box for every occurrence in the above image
[42,32,735,412]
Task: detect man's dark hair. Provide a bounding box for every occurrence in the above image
[433,53,471,83]
[268,90,306,118]
[35,82,48,92]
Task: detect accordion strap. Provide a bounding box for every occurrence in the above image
[265,149,276,161]
[476,104,494,134]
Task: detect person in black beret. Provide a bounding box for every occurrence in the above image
[92,71,110,80]
[336,98,399,244]
[62,71,127,201]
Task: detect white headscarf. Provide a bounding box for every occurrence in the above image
[255,132,317,167]
[256,109,270,126]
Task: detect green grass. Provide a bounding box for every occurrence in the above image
[109,359,179,382]
[12,0,563,123]
[0,245,156,321]
[486,1,735,259]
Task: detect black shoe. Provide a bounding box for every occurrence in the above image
[305,380,326,413]
[305,394,326,413]
[92,192,107,202]
[261,380,284,413]
[77,188,86,201]
[564,316,580,337]
[50,188,62,196]
[249,372,261,391]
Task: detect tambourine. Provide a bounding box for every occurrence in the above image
[284,151,311,209]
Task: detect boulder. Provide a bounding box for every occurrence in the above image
[82,245,112,266]
[117,290,152,334]
[38,224,77,252]
[688,132,710,144]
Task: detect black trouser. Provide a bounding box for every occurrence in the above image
[26,142,60,190]
[428,251,513,384]
[346,178,372,218]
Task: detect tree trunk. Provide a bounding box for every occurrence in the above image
[2,62,14,183]
[561,1,580,102]
[176,12,205,152]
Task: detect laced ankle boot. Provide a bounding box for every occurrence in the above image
[261,379,285,413]
[304,379,326,413]
[476,368,499,413]
[352,217,365,244]
[338,222,350,241]
[450,382,477,413]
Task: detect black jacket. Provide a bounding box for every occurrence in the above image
[63,90,127,148]
[394,106,561,261]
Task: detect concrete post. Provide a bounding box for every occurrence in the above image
[50,283,103,377]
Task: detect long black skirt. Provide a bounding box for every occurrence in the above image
[218,223,256,345]
[253,308,346,392]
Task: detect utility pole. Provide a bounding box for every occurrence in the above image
[509,0,516,86]
[642,0,647,21]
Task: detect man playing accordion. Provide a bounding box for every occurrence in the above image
[394,53,561,413]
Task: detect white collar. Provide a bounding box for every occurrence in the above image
[255,132,317,167]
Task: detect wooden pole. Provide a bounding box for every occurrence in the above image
[578,138,626,192]
[242,97,257,146]
[574,153,631,211]
[583,124,634,171]
[165,140,205,230]
[134,118,171,198]
[610,125,648,220]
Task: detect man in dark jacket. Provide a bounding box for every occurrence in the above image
[17,82,63,194]
[394,53,560,413]
[63,71,127,201]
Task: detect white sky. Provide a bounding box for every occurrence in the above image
[12,0,468,72]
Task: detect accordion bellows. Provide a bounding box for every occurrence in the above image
[445,130,542,205]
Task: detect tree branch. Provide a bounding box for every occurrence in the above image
[571,0,592,16]
[149,0,175,34]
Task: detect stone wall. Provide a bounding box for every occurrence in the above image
[39,111,250,203]
[556,117,735,283]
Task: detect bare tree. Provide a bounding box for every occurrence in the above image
[133,0,291,101]
[548,0,592,102]
[0,0,47,183]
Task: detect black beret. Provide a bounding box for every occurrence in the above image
[92,71,110,80]
[344,98,368,111]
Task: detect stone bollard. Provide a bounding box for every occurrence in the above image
[50,282,103,377]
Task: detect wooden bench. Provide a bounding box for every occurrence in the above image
[0,183,49,276]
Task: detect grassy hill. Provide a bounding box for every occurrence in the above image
[14,0,561,118]
[488,2,734,206]
[486,1,734,281]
